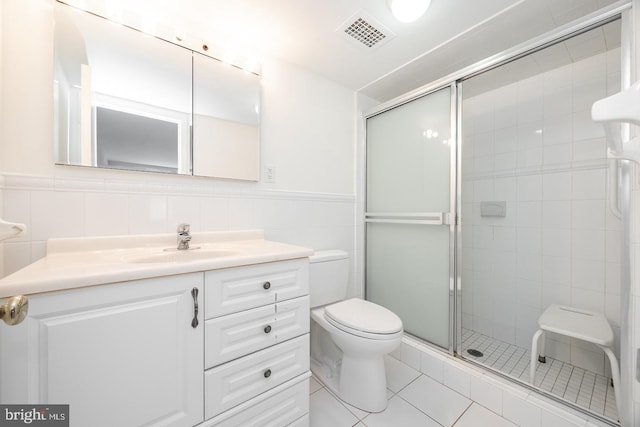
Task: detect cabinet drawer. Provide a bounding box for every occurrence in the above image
[274,296,310,344]
[287,414,309,427]
[205,259,309,318]
[207,377,309,427]
[205,334,310,420]
[205,304,276,368]
[205,296,310,368]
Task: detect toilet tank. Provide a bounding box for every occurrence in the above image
[309,249,349,308]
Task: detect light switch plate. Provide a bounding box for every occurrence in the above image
[265,164,275,183]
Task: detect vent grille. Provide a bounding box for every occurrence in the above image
[344,18,387,48]
[338,12,395,50]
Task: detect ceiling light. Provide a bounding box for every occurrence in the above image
[245,57,259,73]
[174,29,185,43]
[222,50,237,65]
[105,0,124,24]
[141,15,157,35]
[387,0,431,23]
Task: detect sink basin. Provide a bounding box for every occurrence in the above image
[130,248,236,263]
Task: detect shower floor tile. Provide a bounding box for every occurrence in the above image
[461,328,618,422]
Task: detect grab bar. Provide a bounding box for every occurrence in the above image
[365,212,450,225]
[608,158,622,220]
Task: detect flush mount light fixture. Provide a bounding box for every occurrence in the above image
[387,0,431,23]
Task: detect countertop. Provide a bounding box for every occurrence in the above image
[0,230,313,298]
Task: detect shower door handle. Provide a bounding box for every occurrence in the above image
[365,212,450,225]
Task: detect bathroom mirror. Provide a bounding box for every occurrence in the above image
[193,53,260,180]
[53,1,261,180]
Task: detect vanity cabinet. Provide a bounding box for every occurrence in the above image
[0,254,311,427]
[203,259,310,426]
[0,273,204,427]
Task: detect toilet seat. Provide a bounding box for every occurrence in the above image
[324,298,403,339]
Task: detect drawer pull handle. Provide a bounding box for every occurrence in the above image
[264,325,272,334]
[191,287,199,328]
[263,281,271,290]
[263,369,272,378]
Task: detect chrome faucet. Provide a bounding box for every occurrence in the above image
[177,223,191,250]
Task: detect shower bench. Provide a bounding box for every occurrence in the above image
[530,304,620,417]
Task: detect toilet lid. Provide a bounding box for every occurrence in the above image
[324,298,403,335]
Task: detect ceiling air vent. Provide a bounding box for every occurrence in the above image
[338,12,395,50]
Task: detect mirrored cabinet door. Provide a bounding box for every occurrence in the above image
[192,53,261,181]
[54,2,193,174]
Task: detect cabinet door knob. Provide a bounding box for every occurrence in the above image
[263,325,272,334]
[263,369,272,378]
[262,281,271,290]
[0,295,28,326]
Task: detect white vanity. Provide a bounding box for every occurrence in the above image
[0,230,312,427]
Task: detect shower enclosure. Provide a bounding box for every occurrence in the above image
[365,9,626,425]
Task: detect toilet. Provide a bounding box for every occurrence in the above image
[309,250,403,413]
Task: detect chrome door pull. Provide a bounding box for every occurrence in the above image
[191,288,199,328]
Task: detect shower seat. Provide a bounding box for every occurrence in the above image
[530,304,620,416]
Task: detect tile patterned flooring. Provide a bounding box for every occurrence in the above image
[309,355,518,427]
[460,328,618,422]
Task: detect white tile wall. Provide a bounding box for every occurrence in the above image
[462,48,622,375]
[0,173,358,292]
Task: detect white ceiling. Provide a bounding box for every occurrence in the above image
[72,0,624,103]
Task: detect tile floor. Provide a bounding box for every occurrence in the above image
[309,355,518,427]
[460,328,618,422]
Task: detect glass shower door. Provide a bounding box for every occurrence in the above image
[365,86,454,349]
